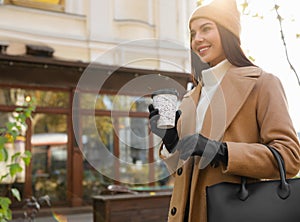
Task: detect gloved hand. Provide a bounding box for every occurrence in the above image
[148,104,181,153]
[175,133,228,166]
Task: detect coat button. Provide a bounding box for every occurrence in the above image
[177,167,183,176]
[171,207,177,216]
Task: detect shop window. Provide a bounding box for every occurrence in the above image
[0,88,69,108]
[31,114,67,204]
[81,116,114,200]
[7,0,65,12]
[79,110,170,196]
[79,93,151,112]
[118,116,150,183]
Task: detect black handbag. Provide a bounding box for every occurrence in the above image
[206,146,300,222]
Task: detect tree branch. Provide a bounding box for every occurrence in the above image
[274,4,300,86]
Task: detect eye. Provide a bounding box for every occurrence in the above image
[190,31,196,39]
[202,25,212,33]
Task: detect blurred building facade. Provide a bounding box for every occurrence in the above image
[0,0,195,70]
[0,0,196,208]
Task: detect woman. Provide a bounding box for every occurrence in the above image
[148,0,300,221]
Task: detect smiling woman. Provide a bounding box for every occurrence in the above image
[147,1,300,221]
[197,0,300,132]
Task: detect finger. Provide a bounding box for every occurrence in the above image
[150,117,158,129]
[175,110,181,120]
[149,114,161,134]
[180,146,194,160]
[150,112,160,127]
[179,148,192,161]
[148,104,154,112]
[175,110,182,125]
[149,108,159,119]
[180,153,189,161]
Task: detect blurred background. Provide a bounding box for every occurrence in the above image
[0,0,299,216]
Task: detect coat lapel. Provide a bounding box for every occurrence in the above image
[201,66,262,141]
[178,83,202,138]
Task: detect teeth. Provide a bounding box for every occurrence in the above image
[199,47,208,52]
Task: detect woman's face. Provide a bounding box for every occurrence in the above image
[190,18,225,66]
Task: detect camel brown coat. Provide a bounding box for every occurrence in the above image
[161,65,300,222]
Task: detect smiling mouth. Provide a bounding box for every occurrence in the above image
[198,46,209,55]
[199,47,209,52]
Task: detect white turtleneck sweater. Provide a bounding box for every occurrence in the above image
[161,59,231,158]
[195,59,231,132]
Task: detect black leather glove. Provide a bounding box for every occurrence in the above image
[176,133,228,166]
[148,104,181,153]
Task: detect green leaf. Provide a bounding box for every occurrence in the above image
[0,136,7,147]
[0,207,12,221]
[15,125,22,132]
[25,109,32,118]
[0,128,6,134]
[11,152,21,162]
[0,148,8,162]
[10,130,18,140]
[22,153,32,166]
[0,196,11,209]
[5,122,15,131]
[11,188,21,201]
[18,114,26,123]
[8,163,23,177]
[14,107,23,112]
[24,150,32,157]
[0,173,9,182]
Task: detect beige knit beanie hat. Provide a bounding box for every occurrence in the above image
[189,0,241,39]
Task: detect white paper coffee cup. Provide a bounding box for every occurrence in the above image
[152,88,179,129]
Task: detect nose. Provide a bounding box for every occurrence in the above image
[194,32,204,42]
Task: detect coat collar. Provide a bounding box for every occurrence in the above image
[180,65,262,140]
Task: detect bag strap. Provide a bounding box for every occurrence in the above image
[238,146,290,201]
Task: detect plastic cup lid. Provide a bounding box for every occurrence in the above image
[151,88,179,98]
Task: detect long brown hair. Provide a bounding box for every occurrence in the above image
[217,24,255,67]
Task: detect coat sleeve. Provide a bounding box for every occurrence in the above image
[159,145,181,175]
[224,73,300,179]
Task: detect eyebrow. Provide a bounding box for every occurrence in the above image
[199,22,214,29]
[190,22,214,32]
